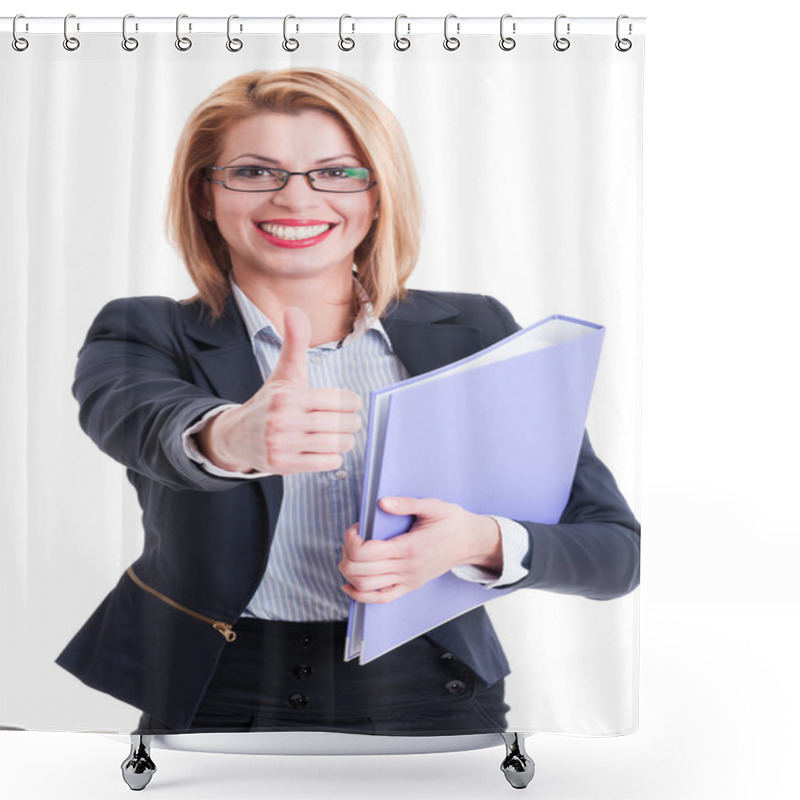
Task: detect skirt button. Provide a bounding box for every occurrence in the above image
[292,664,314,680]
[288,693,309,708]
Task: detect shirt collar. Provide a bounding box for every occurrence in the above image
[231,279,393,350]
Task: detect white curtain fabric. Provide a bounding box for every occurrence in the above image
[1,26,643,736]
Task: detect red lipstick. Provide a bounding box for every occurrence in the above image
[254,219,336,249]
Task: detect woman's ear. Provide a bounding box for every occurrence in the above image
[190,174,214,222]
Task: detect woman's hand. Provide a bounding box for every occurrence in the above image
[339,497,503,604]
[195,307,362,474]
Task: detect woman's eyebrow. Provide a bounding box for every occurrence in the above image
[314,154,362,165]
[225,153,362,165]
[227,154,277,163]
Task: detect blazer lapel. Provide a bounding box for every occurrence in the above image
[381,292,484,376]
[182,289,486,391]
[180,295,264,403]
[180,295,284,529]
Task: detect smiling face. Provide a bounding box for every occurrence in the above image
[206,109,378,290]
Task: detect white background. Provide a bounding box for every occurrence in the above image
[1,1,798,799]
[1,9,642,735]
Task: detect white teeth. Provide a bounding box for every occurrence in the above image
[259,222,331,241]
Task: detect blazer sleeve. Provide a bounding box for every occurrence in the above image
[73,296,242,492]
[483,295,640,601]
[511,433,640,600]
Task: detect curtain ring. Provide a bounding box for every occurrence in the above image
[338,15,355,51]
[283,15,299,51]
[443,14,460,51]
[12,15,29,52]
[175,14,192,51]
[394,15,411,51]
[615,15,632,52]
[63,13,80,51]
[226,15,243,51]
[553,14,570,51]
[122,14,139,51]
[499,14,516,51]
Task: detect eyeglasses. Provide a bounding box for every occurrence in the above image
[204,165,376,193]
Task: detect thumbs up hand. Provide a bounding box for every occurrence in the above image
[267,306,311,387]
[195,307,362,475]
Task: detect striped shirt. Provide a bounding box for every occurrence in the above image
[234,282,409,620]
[184,282,530,621]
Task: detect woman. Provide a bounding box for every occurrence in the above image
[57,69,639,736]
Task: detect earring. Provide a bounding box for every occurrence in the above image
[206,210,213,221]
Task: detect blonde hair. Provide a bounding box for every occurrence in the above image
[167,69,422,319]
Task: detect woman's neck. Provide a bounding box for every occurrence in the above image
[232,271,357,346]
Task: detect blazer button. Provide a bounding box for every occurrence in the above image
[444,679,467,695]
[298,634,314,648]
[292,664,314,680]
[440,652,456,665]
[288,693,309,708]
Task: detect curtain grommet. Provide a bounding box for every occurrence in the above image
[553,14,570,52]
[12,15,29,51]
[121,14,139,52]
[226,15,243,52]
[282,15,300,52]
[338,15,355,51]
[63,13,80,52]
[394,15,411,51]
[443,14,460,51]
[175,14,192,51]
[499,14,516,51]
[615,15,632,52]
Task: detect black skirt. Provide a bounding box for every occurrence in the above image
[137,618,508,736]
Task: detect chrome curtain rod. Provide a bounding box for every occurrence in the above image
[6,14,644,54]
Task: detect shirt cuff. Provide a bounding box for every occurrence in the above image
[183,405,272,479]
[451,516,530,588]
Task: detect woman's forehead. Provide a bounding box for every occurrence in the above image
[218,109,362,163]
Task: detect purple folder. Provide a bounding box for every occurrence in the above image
[345,315,605,664]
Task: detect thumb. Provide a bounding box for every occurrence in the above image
[379,496,440,518]
[270,307,311,385]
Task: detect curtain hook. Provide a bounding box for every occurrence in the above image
[443,14,460,51]
[282,15,299,51]
[226,15,243,51]
[63,13,80,51]
[175,14,192,51]
[499,14,516,51]
[394,14,411,51]
[338,15,355,51]
[12,14,29,51]
[122,14,139,51]
[553,14,570,51]
[615,15,632,52]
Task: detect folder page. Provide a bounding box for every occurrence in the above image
[345,315,604,664]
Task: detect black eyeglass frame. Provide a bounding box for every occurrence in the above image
[203,165,377,194]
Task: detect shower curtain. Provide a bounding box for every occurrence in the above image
[0,15,643,741]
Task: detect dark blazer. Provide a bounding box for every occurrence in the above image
[56,289,640,730]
